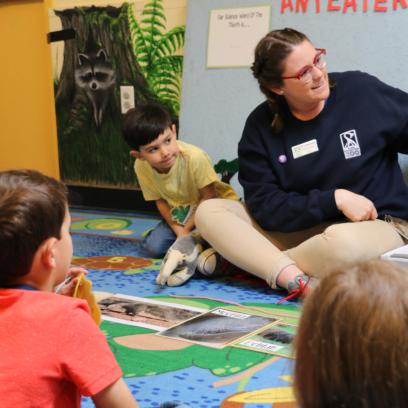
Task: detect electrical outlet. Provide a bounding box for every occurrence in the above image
[120,86,135,114]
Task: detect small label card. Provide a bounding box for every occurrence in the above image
[292,139,319,159]
[212,309,251,319]
[240,339,284,352]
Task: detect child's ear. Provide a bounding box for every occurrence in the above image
[130,150,144,160]
[172,124,177,136]
[41,238,58,269]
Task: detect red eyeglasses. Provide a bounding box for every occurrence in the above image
[281,49,327,84]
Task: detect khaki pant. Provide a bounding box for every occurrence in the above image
[195,199,406,289]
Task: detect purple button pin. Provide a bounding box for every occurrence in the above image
[278,155,287,164]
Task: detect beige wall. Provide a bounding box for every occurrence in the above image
[0,0,60,178]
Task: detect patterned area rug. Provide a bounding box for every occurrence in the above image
[70,209,301,408]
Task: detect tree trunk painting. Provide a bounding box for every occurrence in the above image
[51,2,185,188]
[57,5,154,104]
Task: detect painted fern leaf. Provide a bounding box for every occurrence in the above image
[127,0,185,115]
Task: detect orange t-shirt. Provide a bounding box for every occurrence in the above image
[0,289,122,407]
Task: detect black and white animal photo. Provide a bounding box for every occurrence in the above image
[159,308,278,348]
[98,296,201,329]
[260,327,295,345]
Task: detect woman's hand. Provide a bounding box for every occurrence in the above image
[335,189,378,222]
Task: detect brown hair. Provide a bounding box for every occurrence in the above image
[0,169,68,285]
[122,104,173,151]
[294,260,408,408]
[252,28,335,133]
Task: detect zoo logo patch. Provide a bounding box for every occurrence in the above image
[340,129,361,159]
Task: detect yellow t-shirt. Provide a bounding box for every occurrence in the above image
[135,141,238,223]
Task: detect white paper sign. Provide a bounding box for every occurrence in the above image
[207,5,271,68]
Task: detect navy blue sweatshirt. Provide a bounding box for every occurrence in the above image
[238,71,408,233]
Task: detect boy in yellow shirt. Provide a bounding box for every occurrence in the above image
[122,105,238,259]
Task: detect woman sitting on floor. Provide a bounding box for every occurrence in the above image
[294,260,408,408]
[196,28,408,300]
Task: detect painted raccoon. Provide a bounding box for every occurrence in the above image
[74,31,115,126]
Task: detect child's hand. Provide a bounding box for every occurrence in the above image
[67,267,89,278]
[176,228,190,239]
[55,267,89,297]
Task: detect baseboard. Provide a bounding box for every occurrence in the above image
[66,185,159,215]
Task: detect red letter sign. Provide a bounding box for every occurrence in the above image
[343,0,357,11]
[394,0,407,9]
[328,0,341,10]
[296,0,309,12]
[374,0,387,10]
[281,0,294,13]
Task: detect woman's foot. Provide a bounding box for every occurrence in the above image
[286,274,315,293]
[276,264,304,289]
[276,265,315,303]
[277,274,315,304]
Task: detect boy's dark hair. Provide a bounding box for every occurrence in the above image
[121,105,172,151]
[0,169,68,285]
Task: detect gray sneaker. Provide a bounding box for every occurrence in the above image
[278,274,315,304]
[287,274,315,292]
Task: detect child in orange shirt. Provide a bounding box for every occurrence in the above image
[0,169,140,408]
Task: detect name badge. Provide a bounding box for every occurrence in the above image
[292,139,319,159]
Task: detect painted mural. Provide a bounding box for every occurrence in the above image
[49,1,186,188]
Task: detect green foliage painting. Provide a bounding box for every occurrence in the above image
[214,158,239,184]
[129,0,185,115]
[50,2,185,188]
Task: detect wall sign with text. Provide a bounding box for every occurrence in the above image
[207,5,271,68]
[281,0,407,13]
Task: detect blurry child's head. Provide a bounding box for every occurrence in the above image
[294,260,408,408]
[122,105,179,174]
[0,169,69,286]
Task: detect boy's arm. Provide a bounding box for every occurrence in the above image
[91,378,140,408]
[156,198,185,238]
[180,182,216,237]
